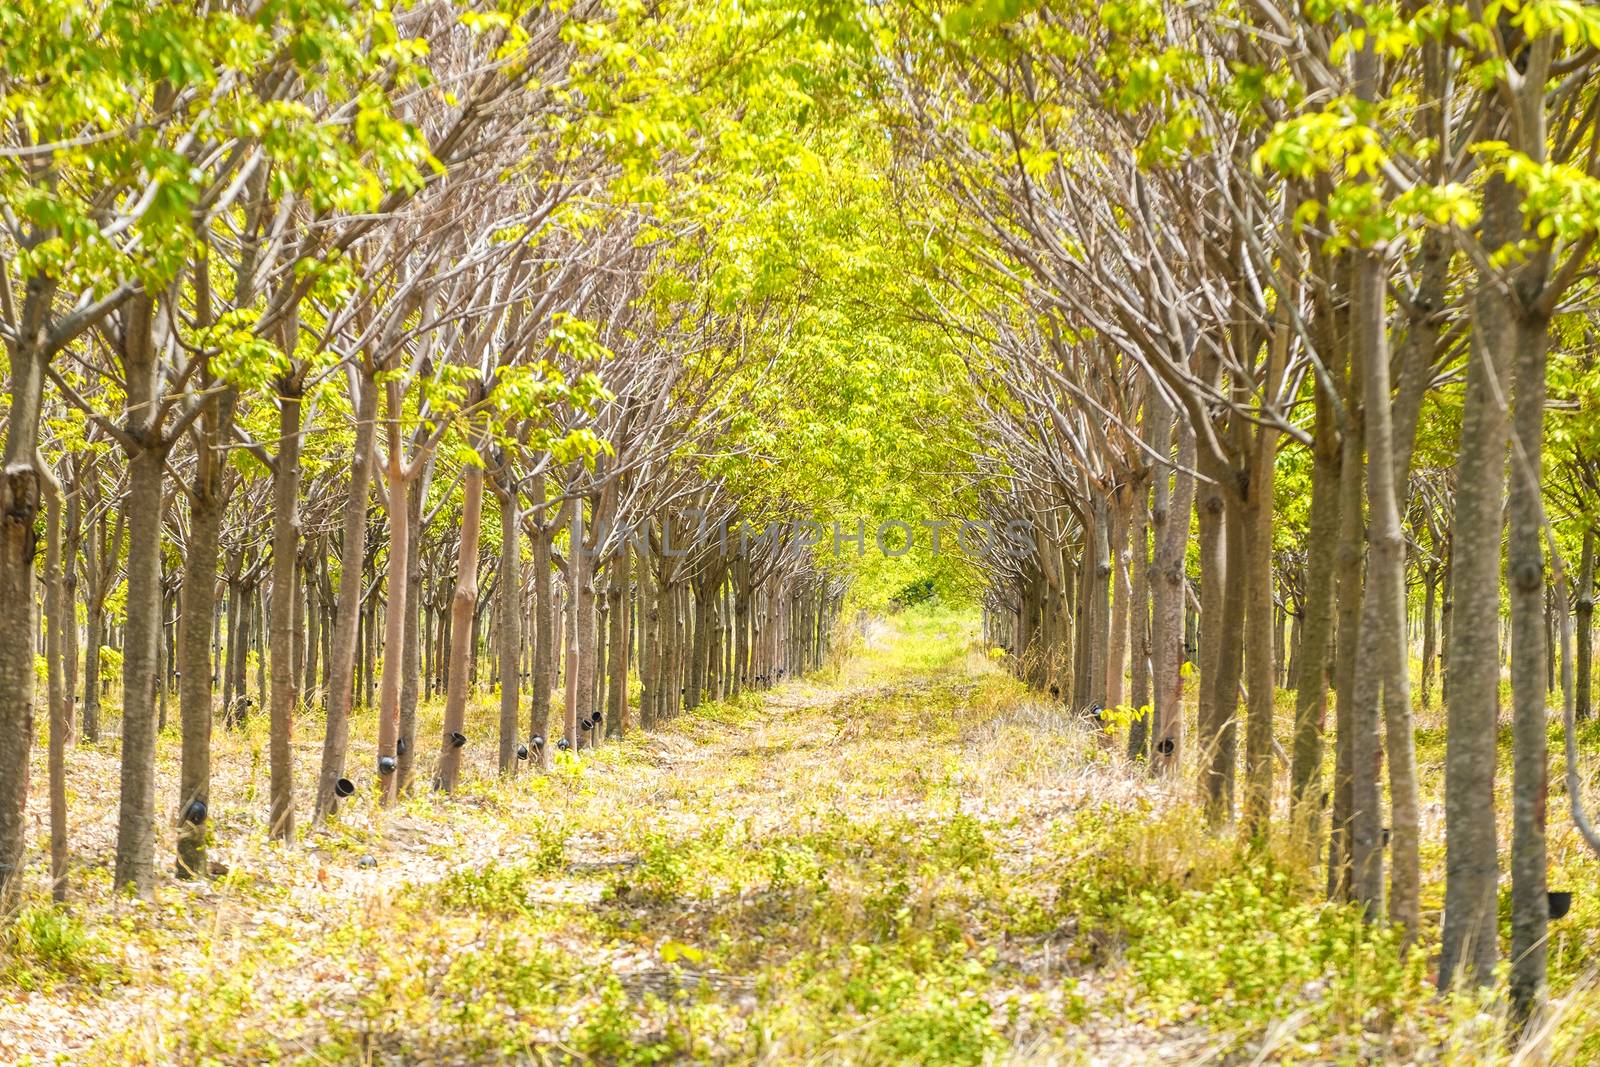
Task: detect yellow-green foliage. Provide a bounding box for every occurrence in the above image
[0,905,116,992]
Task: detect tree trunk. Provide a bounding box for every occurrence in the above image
[608,547,628,738]
[315,368,378,821]
[1242,308,1287,837]
[1348,229,1411,927]
[63,488,79,748]
[268,382,301,839]
[1577,529,1595,723]
[362,592,378,712]
[303,552,321,707]
[84,591,103,744]
[1547,592,1558,697]
[640,549,659,729]
[254,591,266,719]
[113,294,167,895]
[497,481,520,773]
[1290,359,1343,839]
[158,591,171,732]
[1196,440,1240,822]
[732,562,749,698]
[1212,488,1246,822]
[1107,486,1131,711]
[596,594,610,726]
[1439,172,1522,990]
[1151,406,1194,776]
[1243,433,1279,837]
[1328,337,1365,902]
[376,385,409,804]
[1127,479,1152,760]
[437,454,484,791]
[564,542,581,747]
[1420,569,1439,711]
[45,481,68,902]
[575,525,597,747]
[398,475,426,793]
[221,583,238,726]
[178,480,225,876]
[0,325,48,910]
[1507,270,1553,1025]
[690,576,711,709]
[114,442,166,894]
[1439,543,1454,691]
[528,474,554,768]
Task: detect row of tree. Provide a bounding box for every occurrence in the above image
[0,0,866,914]
[877,0,1600,1032]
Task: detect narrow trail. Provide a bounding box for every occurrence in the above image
[10,615,1227,1065]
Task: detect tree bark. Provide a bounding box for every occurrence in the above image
[82,510,109,745]
[45,480,68,901]
[114,294,168,895]
[690,573,712,709]
[302,551,320,706]
[528,473,554,768]
[63,486,80,748]
[1348,231,1407,927]
[1107,487,1131,711]
[314,367,378,821]
[376,381,409,805]
[0,321,48,910]
[398,474,426,792]
[608,546,628,738]
[1439,174,1521,990]
[254,591,265,719]
[1420,568,1439,711]
[268,381,301,839]
[1507,268,1553,1026]
[1151,408,1194,777]
[1196,437,1243,823]
[575,516,598,747]
[1242,310,1285,837]
[1328,343,1365,903]
[640,546,659,729]
[1355,226,1407,922]
[1290,356,1343,840]
[178,462,225,876]
[1243,437,1278,838]
[1127,478,1152,760]
[732,557,750,698]
[564,539,581,746]
[497,479,520,773]
[437,452,485,791]
[115,445,167,892]
[1578,529,1595,723]
[1213,488,1246,822]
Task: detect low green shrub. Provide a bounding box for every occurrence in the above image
[0,903,116,990]
[436,861,542,917]
[442,936,576,1055]
[766,939,1006,1065]
[1121,868,1434,1036]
